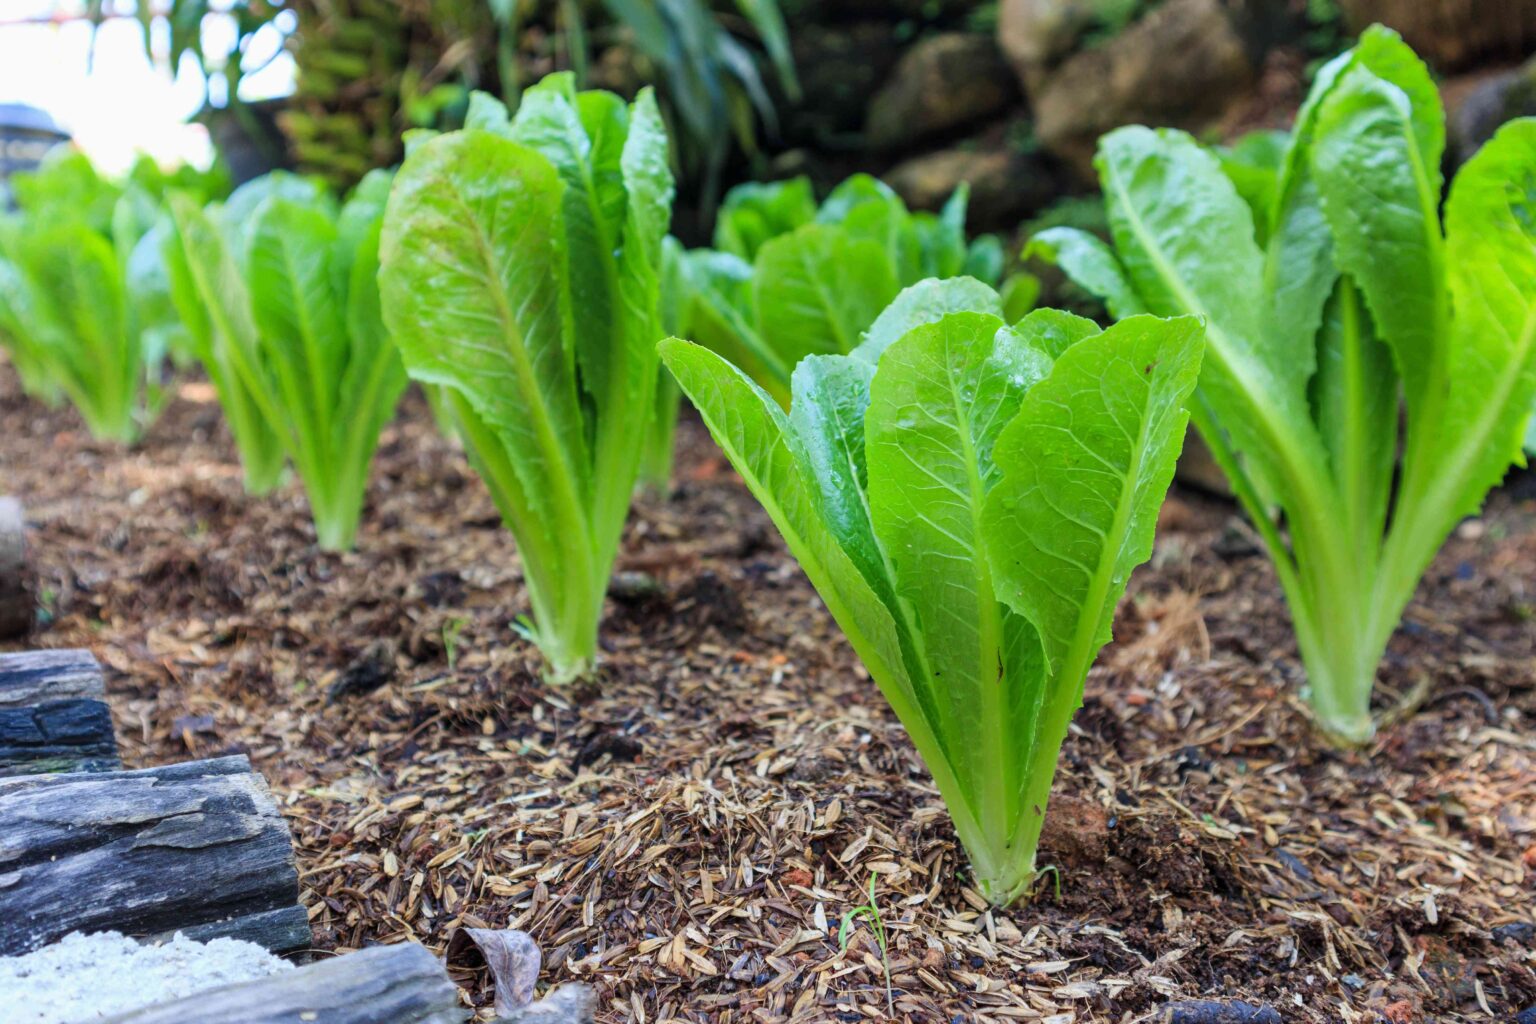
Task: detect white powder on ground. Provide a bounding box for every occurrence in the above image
[0,930,294,1023]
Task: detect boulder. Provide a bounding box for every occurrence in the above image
[866,33,1021,151]
[1445,58,1536,164]
[587,43,644,98]
[884,141,1060,227]
[1028,0,1255,175]
[997,0,1101,91]
[1339,0,1536,72]
[786,22,905,148]
[806,0,983,19]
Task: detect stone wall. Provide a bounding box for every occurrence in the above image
[772,3,1063,231]
[767,0,1536,234]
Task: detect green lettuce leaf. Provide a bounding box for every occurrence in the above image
[754,224,901,366]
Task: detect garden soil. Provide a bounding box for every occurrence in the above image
[1,366,1532,1023]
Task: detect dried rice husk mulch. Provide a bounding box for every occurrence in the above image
[3,369,1534,1023]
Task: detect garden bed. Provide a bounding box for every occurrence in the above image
[2,364,1533,1024]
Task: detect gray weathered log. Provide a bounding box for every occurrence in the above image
[0,497,30,639]
[102,942,463,1024]
[0,648,105,707]
[0,755,310,955]
[0,648,119,776]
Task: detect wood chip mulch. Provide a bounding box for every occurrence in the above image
[2,366,1534,1024]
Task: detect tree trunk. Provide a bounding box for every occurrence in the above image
[1339,0,1536,70]
[101,943,463,1024]
[0,648,119,776]
[0,755,310,956]
[0,497,30,639]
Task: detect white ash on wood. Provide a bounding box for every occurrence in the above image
[0,755,310,956]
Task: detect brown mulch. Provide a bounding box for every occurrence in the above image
[2,364,1534,1024]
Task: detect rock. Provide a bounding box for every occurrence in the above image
[1000,0,1296,94]
[786,22,905,148]
[1339,0,1536,72]
[1159,1001,1283,1024]
[884,140,1060,227]
[586,43,644,98]
[608,570,663,605]
[866,33,1020,151]
[997,0,1101,91]
[812,0,978,17]
[1491,921,1536,947]
[1213,517,1263,560]
[1445,58,1536,165]
[1028,0,1255,175]
[1177,429,1233,497]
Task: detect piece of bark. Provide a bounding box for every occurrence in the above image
[0,648,119,776]
[0,498,33,639]
[0,755,310,955]
[495,984,595,1024]
[102,942,462,1024]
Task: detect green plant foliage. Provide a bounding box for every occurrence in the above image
[596,0,798,210]
[378,76,675,684]
[280,0,792,202]
[661,279,1204,904]
[636,237,691,494]
[165,173,311,495]
[639,173,1027,487]
[837,873,893,1014]
[678,174,1028,406]
[1031,26,1536,744]
[164,170,407,548]
[0,222,155,442]
[0,151,219,442]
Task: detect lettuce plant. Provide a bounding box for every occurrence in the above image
[163,173,339,496]
[0,154,192,443]
[378,76,674,684]
[678,175,1014,407]
[166,171,407,549]
[636,173,1029,491]
[1031,27,1536,744]
[661,279,1203,904]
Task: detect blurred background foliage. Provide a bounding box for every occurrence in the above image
[78,0,1536,240]
[200,0,802,232]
